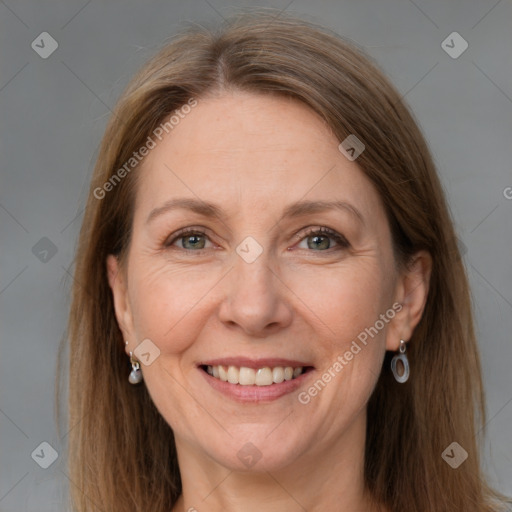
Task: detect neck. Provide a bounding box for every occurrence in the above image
[171,410,383,512]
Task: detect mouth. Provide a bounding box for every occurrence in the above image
[197,357,315,402]
[200,364,314,386]
[198,357,315,404]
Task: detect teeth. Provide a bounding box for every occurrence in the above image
[239,367,256,385]
[227,365,239,384]
[272,367,285,384]
[219,365,228,382]
[255,367,273,386]
[205,365,305,385]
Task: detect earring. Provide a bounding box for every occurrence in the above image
[129,352,143,384]
[391,339,410,383]
[126,342,143,384]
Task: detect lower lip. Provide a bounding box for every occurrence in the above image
[199,368,313,403]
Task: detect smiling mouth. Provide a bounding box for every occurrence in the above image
[200,364,313,386]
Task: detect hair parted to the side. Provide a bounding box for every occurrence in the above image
[60,9,510,512]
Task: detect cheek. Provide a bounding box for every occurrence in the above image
[297,264,391,419]
[289,258,392,346]
[127,257,221,352]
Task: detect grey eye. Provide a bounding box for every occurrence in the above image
[179,233,207,250]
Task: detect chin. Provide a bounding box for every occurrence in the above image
[204,430,308,473]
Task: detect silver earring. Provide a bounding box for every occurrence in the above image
[126,342,143,384]
[391,339,410,383]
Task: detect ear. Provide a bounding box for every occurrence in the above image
[385,250,432,351]
[107,254,135,354]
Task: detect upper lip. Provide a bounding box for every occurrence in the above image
[198,357,313,369]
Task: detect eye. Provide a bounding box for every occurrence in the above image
[164,226,349,253]
[295,226,349,252]
[165,228,214,251]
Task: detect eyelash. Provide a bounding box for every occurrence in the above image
[164,226,350,254]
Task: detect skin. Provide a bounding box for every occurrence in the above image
[107,90,432,512]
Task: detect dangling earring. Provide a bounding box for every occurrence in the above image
[126,342,143,384]
[129,352,143,384]
[391,339,410,383]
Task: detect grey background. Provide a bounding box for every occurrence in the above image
[1,0,511,510]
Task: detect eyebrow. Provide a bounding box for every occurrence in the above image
[146,197,365,226]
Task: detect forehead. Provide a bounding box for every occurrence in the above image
[134,91,384,226]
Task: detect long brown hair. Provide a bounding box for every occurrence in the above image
[60,10,509,511]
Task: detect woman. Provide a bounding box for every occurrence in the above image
[65,11,511,512]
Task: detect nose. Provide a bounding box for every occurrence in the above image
[217,252,293,338]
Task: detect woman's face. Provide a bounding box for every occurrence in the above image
[108,91,421,472]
